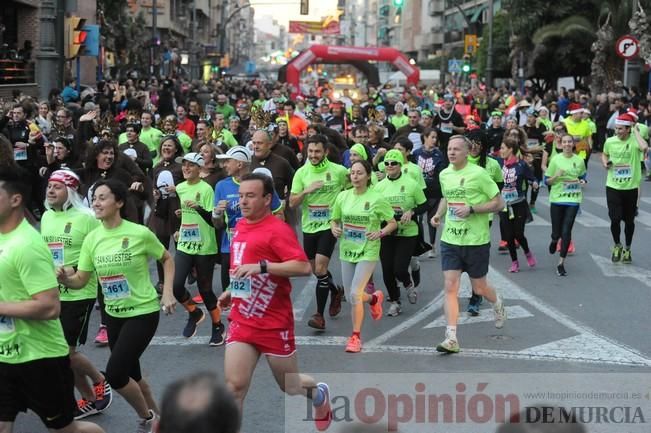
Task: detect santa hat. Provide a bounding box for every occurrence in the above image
[568,103,583,114]
[49,170,80,190]
[627,108,639,120]
[615,113,636,126]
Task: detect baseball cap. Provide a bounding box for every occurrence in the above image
[252,167,274,180]
[383,149,404,165]
[215,145,252,163]
[176,152,205,167]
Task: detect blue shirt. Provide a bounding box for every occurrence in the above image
[214,177,282,253]
[62,85,79,103]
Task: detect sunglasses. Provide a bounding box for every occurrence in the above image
[385,161,401,167]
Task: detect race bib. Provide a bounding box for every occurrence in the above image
[48,242,65,267]
[13,147,27,161]
[230,274,252,299]
[447,202,466,222]
[308,205,330,222]
[100,275,130,300]
[613,164,632,181]
[180,224,201,242]
[343,223,366,243]
[562,181,581,193]
[0,315,15,333]
[501,186,518,203]
[440,122,453,134]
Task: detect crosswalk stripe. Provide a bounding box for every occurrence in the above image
[535,200,610,228]
[585,196,651,227]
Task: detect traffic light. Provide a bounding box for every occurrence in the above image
[393,0,404,6]
[65,16,87,59]
[300,0,309,15]
[462,62,471,73]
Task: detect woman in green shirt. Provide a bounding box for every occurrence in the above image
[331,160,397,353]
[544,134,587,276]
[58,179,176,432]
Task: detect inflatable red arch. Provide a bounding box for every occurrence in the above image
[284,45,420,96]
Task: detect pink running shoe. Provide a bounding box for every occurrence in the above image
[568,241,576,255]
[369,291,384,320]
[525,251,537,267]
[345,334,362,353]
[313,383,332,431]
[508,261,520,273]
[94,326,108,346]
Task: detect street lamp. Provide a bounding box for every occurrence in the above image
[218,2,252,63]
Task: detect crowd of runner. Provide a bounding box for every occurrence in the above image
[0,76,648,432]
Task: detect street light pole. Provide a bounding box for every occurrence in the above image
[486,0,494,87]
[219,2,252,63]
[150,0,157,77]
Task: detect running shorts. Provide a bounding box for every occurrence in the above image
[0,356,76,430]
[226,320,296,357]
[440,241,490,279]
[303,229,338,260]
[60,299,95,347]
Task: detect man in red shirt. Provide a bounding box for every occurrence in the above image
[176,105,196,138]
[218,173,332,431]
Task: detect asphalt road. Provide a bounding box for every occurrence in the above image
[15,159,651,433]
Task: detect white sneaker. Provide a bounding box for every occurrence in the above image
[136,410,158,433]
[436,337,460,353]
[406,285,418,304]
[493,295,507,329]
[386,301,402,316]
[428,247,437,258]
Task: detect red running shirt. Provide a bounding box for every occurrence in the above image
[229,214,308,330]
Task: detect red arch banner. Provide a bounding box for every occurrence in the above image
[286,45,420,96]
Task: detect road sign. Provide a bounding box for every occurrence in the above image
[448,59,462,73]
[82,25,100,57]
[616,35,639,59]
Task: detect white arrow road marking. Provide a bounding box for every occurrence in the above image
[292,275,317,322]
[423,305,534,328]
[591,253,651,288]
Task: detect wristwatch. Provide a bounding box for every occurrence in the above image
[259,259,268,274]
[469,206,475,214]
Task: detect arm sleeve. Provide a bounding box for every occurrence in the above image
[19,243,58,296]
[77,234,95,273]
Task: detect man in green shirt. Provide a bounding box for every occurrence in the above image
[430,135,507,353]
[211,113,239,149]
[601,113,649,263]
[289,135,348,330]
[0,166,104,433]
[214,93,235,120]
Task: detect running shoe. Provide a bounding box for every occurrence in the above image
[410,262,421,287]
[308,313,326,330]
[494,295,507,329]
[467,294,483,316]
[406,285,418,304]
[345,334,362,353]
[436,337,460,353]
[556,239,562,253]
[328,286,344,317]
[93,376,112,412]
[428,246,437,258]
[182,308,205,338]
[386,301,402,317]
[556,264,567,276]
[498,240,508,254]
[369,291,384,320]
[209,322,226,346]
[549,239,557,255]
[611,244,623,263]
[192,294,203,304]
[313,383,333,431]
[136,410,158,433]
[508,261,520,273]
[568,241,576,255]
[94,325,108,347]
[621,248,632,264]
[530,205,537,214]
[525,251,537,267]
[74,399,98,420]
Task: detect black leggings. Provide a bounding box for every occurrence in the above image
[220,252,230,291]
[499,201,531,261]
[380,235,418,302]
[606,186,637,247]
[529,158,542,205]
[173,251,218,311]
[550,204,579,258]
[155,234,174,285]
[104,311,159,389]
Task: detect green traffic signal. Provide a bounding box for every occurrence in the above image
[393,0,404,6]
[462,63,471,73]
